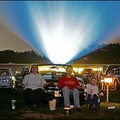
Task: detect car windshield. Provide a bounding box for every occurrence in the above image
[0,69,10,76]
[82,69,93,74]
[38,65,67,80]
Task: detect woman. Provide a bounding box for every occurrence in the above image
[22,64,48,110]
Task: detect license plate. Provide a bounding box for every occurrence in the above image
[44,74,52,79]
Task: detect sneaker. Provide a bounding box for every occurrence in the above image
[64,105,71,109]
[70,105,74,109]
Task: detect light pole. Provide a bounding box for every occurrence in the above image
[104,77,112,102]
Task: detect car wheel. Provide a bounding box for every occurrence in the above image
[114,80,119,90]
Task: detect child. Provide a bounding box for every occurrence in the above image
[85,77,100,111]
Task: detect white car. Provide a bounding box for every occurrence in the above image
[0,67,16,90]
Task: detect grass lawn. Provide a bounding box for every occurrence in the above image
[0,89,120,119]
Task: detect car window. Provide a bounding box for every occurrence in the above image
[107,70,113,75]
[115,69,120,75]
[0,69,10,76]
[38,65,67,80]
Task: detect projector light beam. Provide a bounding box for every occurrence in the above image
[28,2,101,64]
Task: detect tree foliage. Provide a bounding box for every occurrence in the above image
[73,43,120,64]
[0,43,120,64]
[0,50,50,64]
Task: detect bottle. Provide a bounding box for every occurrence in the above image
[11,99,16,110]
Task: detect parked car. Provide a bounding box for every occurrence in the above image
[81,68,94,84]
[0,67,16,90]
[102,65,120,76]
[15,67,30,89]
[21,67,29,79]
[101,67,120,90]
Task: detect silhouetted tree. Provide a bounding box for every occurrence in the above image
[0,43,120,64]
[0,50,50,64]
[72,43,120,64]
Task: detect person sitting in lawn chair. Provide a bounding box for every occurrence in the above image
[58,65,84,111]
[22,64,49,110]
[84,77,101,111]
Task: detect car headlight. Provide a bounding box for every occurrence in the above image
[101,79,104,82]
[2,79,9,82]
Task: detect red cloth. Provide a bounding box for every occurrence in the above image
[58,75,80,90]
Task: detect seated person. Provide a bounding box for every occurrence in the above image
[22,64,48,110]
[58,65,84,110]
[1,71,8,75]
[85,77,100,111]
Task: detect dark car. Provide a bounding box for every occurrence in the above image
[15,67,30,89]
[21,67,30,79]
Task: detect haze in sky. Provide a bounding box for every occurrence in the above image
[0,23,33,52]
[0,1,120,63]
[0,21,120,52]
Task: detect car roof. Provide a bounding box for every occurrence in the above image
[113,67,120,70]
[0,67,11,70]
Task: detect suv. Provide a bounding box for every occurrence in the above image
[101,67,120,90]
[0,67,16,90]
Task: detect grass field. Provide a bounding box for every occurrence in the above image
[0,89,120,120]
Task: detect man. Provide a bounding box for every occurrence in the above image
[58,65,82,110]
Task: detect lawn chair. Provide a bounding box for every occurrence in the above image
[84,89,104,110]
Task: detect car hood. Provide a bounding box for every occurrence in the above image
[0,76,11,79]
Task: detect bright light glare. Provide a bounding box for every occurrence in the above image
[104,78,112,83]
[73,67,84,74]
[92,68,102,71]
[38,67,50,71]
[28,2,100,64]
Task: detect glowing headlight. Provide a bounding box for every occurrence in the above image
[3,79,9,82]
[104,78,112,83]
[101,79,104,82]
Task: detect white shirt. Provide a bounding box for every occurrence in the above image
[22,73,46,90]
[86,84,99,96]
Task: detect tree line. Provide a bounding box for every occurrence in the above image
[0,43,120,64]
[73,43,120,64]
[0,50,50,64]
